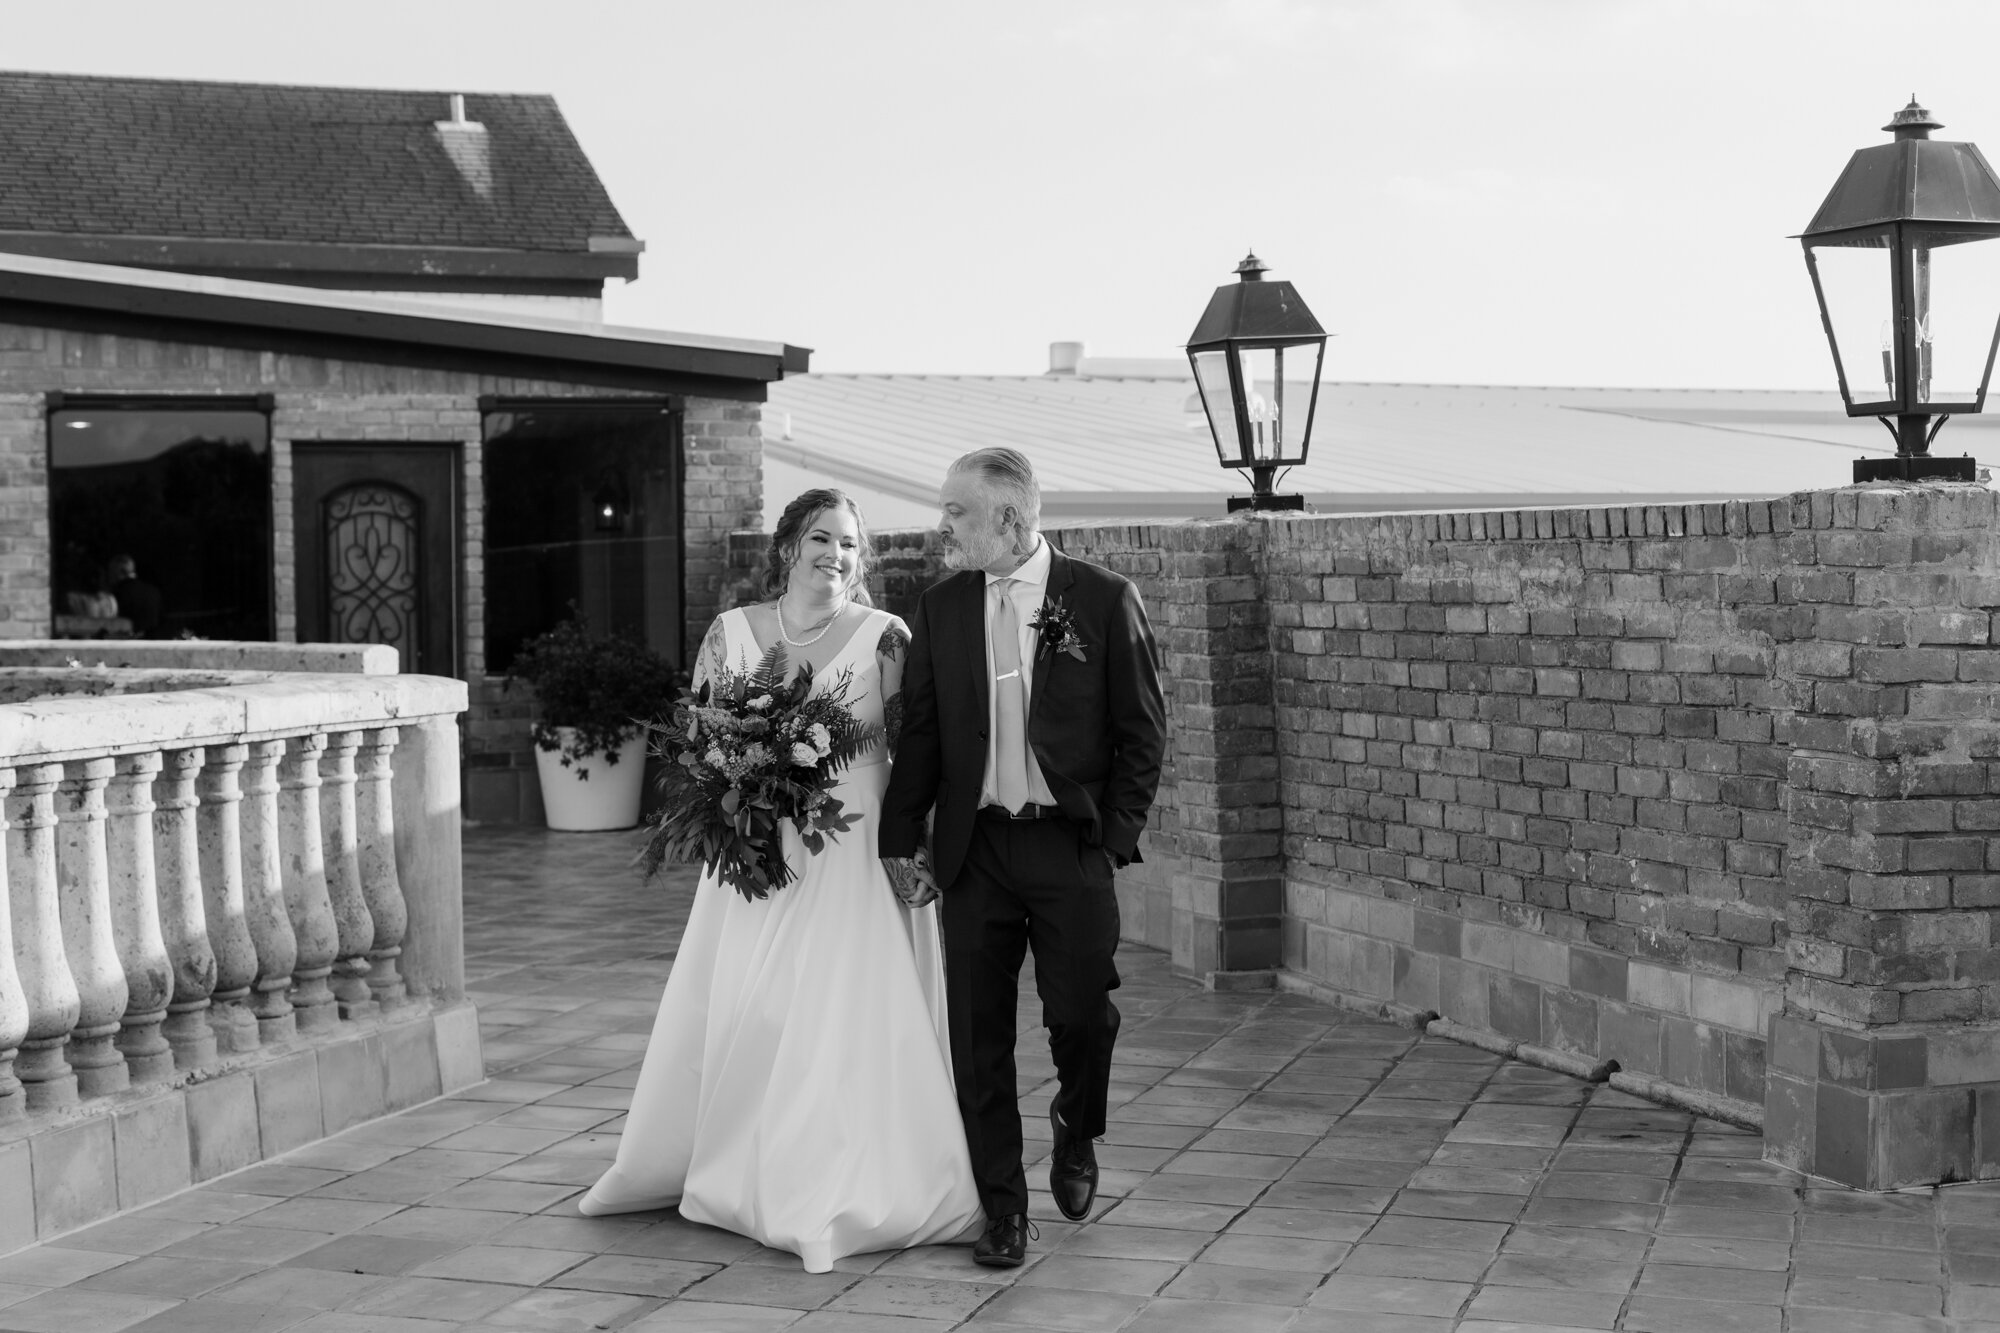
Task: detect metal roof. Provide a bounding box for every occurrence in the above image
[763,368,1957,527]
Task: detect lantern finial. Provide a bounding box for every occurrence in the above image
[1234,252,1269,282]
[1884,97,1943,141]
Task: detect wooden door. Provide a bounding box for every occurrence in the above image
[293,444,458,676]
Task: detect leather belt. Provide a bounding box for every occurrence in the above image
[979,802,1063,821]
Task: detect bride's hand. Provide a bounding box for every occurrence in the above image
[883,854,938,908]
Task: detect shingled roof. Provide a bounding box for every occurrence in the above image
[0,71,642,288]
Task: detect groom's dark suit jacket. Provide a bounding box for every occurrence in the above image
[881,547,1167,890]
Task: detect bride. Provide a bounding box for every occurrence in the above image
[577,488,982,1271]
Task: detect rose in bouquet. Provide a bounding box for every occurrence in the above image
[636,641,882,901]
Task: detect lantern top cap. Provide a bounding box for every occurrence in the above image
[1885,97,1944,140]
[1799,98,2000,237]
[1186,252,1327,347]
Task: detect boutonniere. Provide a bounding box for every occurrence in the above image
[1029,598,1087,662]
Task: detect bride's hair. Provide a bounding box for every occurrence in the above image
[761,488,876,606]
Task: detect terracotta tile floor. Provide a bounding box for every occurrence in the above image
[5,824,2000,1331]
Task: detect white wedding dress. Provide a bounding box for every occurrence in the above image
[577,606,982,1272]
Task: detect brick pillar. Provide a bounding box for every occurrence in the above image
[682,398,762,660]
[0,396,48,637]
[270,439,295,642]
[1149,520,1283,979]
[1765,484,2000,1188]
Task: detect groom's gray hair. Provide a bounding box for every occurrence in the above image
[949,447,1041,535]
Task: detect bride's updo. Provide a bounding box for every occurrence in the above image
[760,488,876,606]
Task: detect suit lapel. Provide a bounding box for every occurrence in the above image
[958,571,989,731]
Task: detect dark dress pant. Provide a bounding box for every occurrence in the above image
[940,811,1122,1218]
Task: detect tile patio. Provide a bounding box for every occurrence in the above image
[3,825,1999,1331]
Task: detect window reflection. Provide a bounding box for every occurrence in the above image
[50,407,272,640]
[483,406,680,674]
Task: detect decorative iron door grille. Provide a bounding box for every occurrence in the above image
[323,482,421,666]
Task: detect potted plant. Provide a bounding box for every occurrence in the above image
[507,614,677,831]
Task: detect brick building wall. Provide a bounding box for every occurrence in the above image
[0,319,766,827]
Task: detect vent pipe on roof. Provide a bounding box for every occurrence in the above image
[1048,341,1085,375]
[436,93,484,133]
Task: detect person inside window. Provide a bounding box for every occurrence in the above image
[108,554,162,637]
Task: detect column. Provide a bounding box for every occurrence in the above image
[391,715,465,999]
[277,734,338,1032]
[1760,486,2000,1188]
[156,747,218,1069]
[239,739,298,1044]
[358,727,407,1008]
[56,758,129,1096]
[1156,523,1282,979]
[0,768,23,1123]
[318,731,375,1019]
[106,752,175,1082]
[10,763,77,1109]
[197,744,259,1053]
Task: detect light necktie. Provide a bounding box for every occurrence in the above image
[991,580,1032,813]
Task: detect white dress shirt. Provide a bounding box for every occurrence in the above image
[982,536,1058,808]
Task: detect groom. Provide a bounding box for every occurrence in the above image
[881,447,1166,1268]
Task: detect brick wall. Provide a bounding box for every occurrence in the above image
[683,401,763,656]
[1262,499,1798,1119]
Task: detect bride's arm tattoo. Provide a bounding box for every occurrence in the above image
[878,623,911,750]
[693,616,729,689]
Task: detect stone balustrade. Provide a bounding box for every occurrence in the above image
[0,666,472,1249]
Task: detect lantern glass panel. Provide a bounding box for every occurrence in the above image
[1190,348,1240,466]
[1233,343,1321,465]
[1910,231,2000,406]
[1807,235,1896,409]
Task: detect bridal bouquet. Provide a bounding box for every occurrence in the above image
[636,642,882,901]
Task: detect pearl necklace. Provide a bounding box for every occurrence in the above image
[778,596,848,647]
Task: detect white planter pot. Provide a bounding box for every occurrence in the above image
[535,728,648,831]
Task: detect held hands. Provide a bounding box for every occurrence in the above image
[883,849,939,908]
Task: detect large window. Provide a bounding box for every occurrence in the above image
[483,404,681,674]
[50,400,273,640]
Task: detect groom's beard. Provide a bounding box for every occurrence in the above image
[941,529,1010,571]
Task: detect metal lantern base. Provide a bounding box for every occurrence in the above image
[1854,455,1978,483]
[1228,493,1307,513]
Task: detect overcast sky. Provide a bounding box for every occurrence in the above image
[10,1,2000,385]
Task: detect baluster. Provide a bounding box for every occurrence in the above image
[57,758,129,1096]
[358,727,407,1009]
[106,752,174,1082]
[157,747,218,1068]
[319,731,375,1019]
[0,768,23,1123]
[239,739,298,1044]
[198,744,259,1053]
[10,763,77,1108]
[278,734,338,1032]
